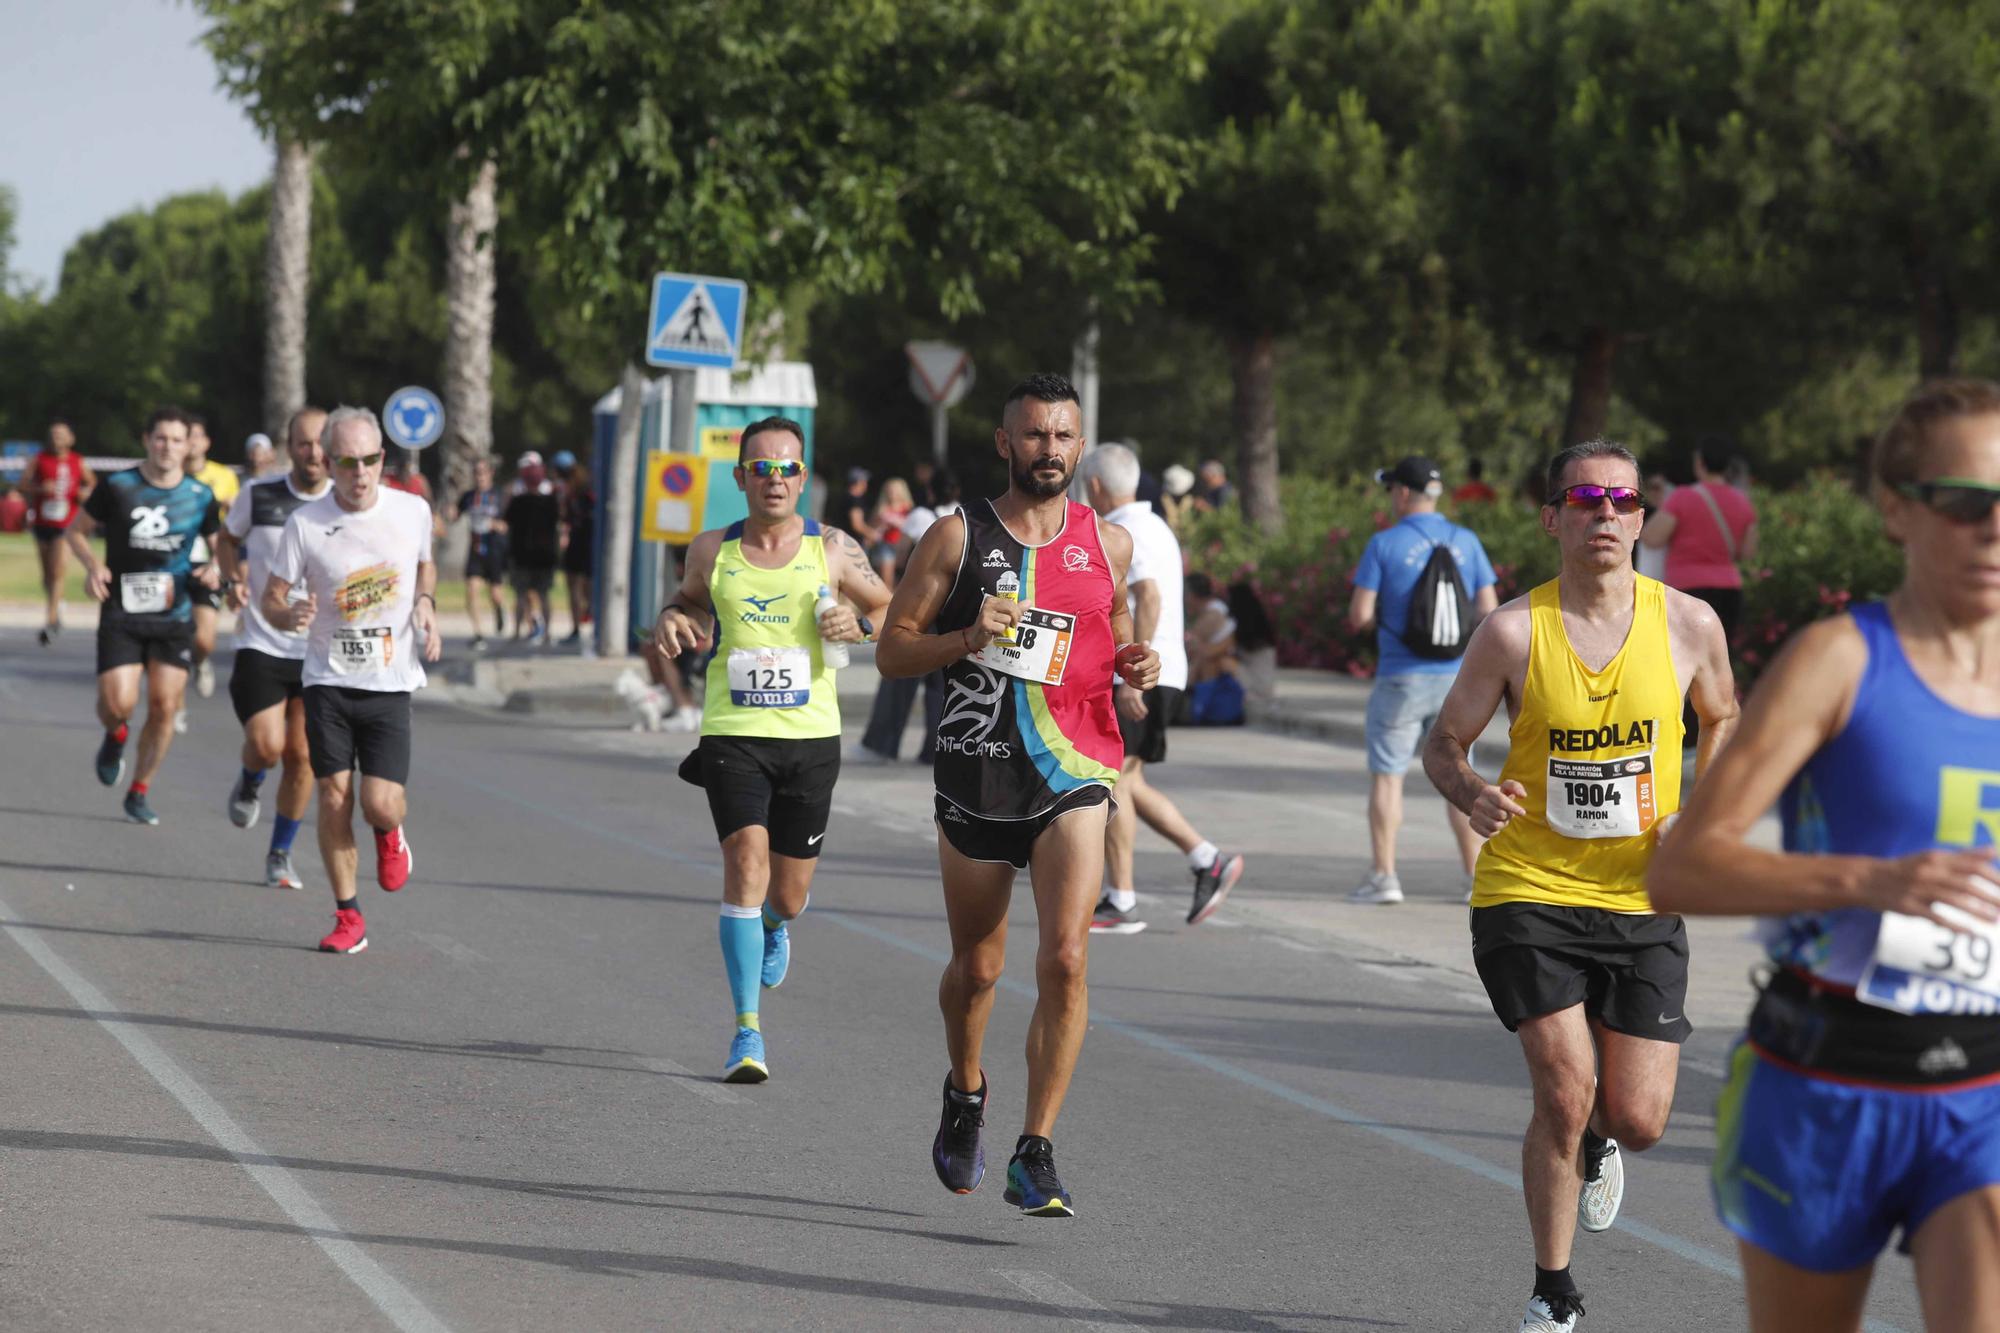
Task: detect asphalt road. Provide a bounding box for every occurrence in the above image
[0,631,1926,1332]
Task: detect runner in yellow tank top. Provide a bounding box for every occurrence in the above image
[652,417,891,1084]
[1423,441,1739,1333]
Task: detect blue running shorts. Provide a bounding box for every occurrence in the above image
[1713,1041,2000,1272]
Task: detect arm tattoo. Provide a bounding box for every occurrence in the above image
[831,528,885,589]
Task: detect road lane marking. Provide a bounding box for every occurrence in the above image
[994,1270,1142,1331]
[0,892,451,1333]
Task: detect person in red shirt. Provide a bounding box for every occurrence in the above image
[26,417,97,647]
[1641,436,1758,743]
[1452,457,1500,506]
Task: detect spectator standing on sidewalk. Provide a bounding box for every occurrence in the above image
[505,451,561,644]
[1347,455,1499,904]
[852,472,962,762]
[1452,458,1499,506]
[1190,458,1234,514]
[1641,436,1757,745]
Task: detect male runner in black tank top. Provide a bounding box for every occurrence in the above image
[880,372,1159,1217]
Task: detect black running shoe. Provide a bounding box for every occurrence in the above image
[1003,1136,1075,1217]
[1187,852,1244,925]
[94,732,127,787]
[932,1072,987,1194]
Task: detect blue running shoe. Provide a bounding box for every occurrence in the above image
[1003,1136,1075,1217]
[123,789,160,827]
[95,732,126,787]
[762,920,790,989]
[722,1026,769,1084]
[932,1072,987,1194]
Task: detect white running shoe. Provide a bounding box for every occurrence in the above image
[844,743,892,765]
[664,707,702,733]
[1577,1138,1624,1232]
[195,658,215,698]
[1347,870,1403,905]
[173,708,189,735]
[1519,1293,1584,1332]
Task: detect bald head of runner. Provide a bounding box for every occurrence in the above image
[997,372,1084,500]
[287,406,328,490]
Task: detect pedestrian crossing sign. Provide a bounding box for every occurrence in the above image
[646,273,747,371]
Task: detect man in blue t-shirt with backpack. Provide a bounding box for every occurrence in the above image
[1347,455,1498,904]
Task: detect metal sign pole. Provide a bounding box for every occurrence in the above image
[599,362,646,659]
[932,402,948,467]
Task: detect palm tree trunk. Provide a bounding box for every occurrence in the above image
[443,156,498,502]
[263,138,313,440]
[1229,331,1282,534]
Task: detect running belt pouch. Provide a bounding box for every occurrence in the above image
[676,747,706,789]
[1399,541,1474,661]
[1750,968,2000,1085]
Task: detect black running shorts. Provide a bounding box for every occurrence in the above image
[678,735,840,858]
[466,543,508,584]
[97,615,195,675]
[1471,901,1693,1044]
[229,648,305,724]
[1118,685,1179,765]
[934,784,1113,871]
[511,562,555,594]
[304,685,413,783]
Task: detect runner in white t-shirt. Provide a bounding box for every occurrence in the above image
[218,405,330,891]
[1082,444,1245,931]
[264,406,441,955]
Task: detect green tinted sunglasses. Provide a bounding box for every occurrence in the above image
[1898,478,2000,524]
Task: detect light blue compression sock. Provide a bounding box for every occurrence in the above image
[270,814,302,854]
[720,905,763,1029]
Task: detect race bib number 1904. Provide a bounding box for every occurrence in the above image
[1545,753,1656,840]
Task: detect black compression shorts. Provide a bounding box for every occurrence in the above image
[677,735,841,859]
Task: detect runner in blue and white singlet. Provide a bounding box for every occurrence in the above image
[1653,379,2000,1333]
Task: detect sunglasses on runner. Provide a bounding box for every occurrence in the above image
[1898,478,2000,524]
[1550,483,1645,513]
[332,452,385,472]
[744,458,805,479]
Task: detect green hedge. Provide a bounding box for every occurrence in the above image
[1183,474,1901,684]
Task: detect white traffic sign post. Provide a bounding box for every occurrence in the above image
[382,386,445,450]
[906,341,974,466]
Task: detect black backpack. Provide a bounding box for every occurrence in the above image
[1400,537,1474,660]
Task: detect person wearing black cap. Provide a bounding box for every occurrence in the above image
[1346,455,1498,905]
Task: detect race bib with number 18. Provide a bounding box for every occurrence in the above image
[971,605,1074,686]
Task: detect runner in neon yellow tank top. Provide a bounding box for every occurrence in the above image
[1424,441,1739,1333]
[652,417,891,1084]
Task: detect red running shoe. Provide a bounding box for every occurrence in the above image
[318,908,367,954]
[375,827,413,891]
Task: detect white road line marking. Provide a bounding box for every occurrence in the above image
[994,1270,1142,1331]
[1268,936,1327,953]
[410,932,486,965]
[633,1055,746,1105]
[0,893,451,1333]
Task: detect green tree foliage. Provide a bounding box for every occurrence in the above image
[0,160,619,459]
[1427,0,1829,446]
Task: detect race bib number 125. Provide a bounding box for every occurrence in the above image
[727,647,811,707]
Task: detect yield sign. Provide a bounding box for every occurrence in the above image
[905,341,974,408]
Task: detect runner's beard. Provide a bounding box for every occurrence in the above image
[1013,456,1071,498]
